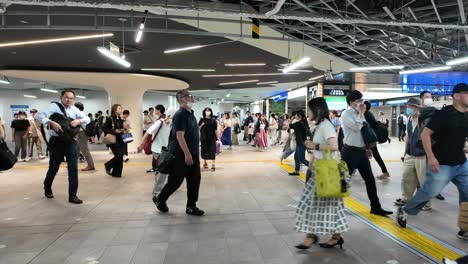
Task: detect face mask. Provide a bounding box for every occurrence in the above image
[424,98,433,106]
[406,108,415,117]
[205,111,211,116]
[186,102,194,108]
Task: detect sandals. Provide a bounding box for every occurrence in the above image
[295,234,318,249]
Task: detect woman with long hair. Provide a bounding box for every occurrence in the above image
[255,113,269,150]
[268,113,278,144]
[294,97,349,250]
[231,112,240,146]
[199,107,218,171]
[220,112,232,149]
[104,104,125,177]
[288,110,311,176]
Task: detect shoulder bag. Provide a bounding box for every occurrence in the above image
[315,150,351,198]
[361,122,377,148]
[100,117,117,145]
[143,119,163,155]
[49,102,81,142]
[155,147,175,174]
[0,139,17,171]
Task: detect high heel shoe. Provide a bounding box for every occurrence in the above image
[319,237,344,249]
[295,234,318,249]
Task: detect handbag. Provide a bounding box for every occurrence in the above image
[155,147,175,174]
[143,119,163,155]
[315,150,350,198]
[121,133,134,143]
[0,139,18,171]
[361,122,377,148]
[216,141,221,154]
[100,117,116,145]
[289,135,297,151]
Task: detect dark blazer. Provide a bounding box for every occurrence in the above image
[103,115,125,144]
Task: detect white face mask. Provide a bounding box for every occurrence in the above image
[186,102,194,109]
[205,111,211,116]
[424,98,433,106]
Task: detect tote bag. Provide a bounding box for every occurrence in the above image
[0,139,17,171]
[315,150,350,198]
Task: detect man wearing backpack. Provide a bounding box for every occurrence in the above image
[398,112,407,141]
[36,90,90,204]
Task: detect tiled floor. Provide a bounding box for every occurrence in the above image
[0,139,466,264]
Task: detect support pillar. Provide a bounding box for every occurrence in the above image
[103,86,147,153]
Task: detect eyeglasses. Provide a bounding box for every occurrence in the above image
[63,97,75,100]
[181,94,193,99]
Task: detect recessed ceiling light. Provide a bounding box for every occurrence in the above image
[203,73,298,77]
[0,33,114,48]
[0,79,10,85]
[225,63,266,67]
[24,95,37,98]
[219,80,259,86]
[40,88,58,93]
[76,95,87,99]
[142,68,215,72]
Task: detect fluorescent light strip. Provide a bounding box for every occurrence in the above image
[219,80,259,86]
[257,81,279,85]
[0,33,113,48]
[309,75,325,81]
[203,73,298,77]
[0,79,10,85]
[40,88,58,93]
[283,57,311,73]
[76,95,87,99]
[97,47,131,68]
[225,63,266,66]
[164,45,203,54]
[446,56,468,66]
[350,65,405,71]
[135,30,143,43]
[24,95,37,98]
[399,66,451,75]
[367,88,402,91]
[142,68,215,72]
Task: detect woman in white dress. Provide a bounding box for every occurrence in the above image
[294,97,349,250]
[268,114,278,145]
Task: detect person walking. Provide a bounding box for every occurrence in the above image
[147,106,165,173]
[330,110,341,134]
[74,102,95,171]
[363,101,390,180]
[122,110,131,162]
[288,110,311,176]
[36,90,90,204]
[27,109,45,159]
[153,89,204,216]
[242,111,254,142]
[394,98,432,211]
[231,112,240,146]
[268,114,278,145]
[255,113,269,150]
[199,107,218,171]
[294,97,349,250]
[103,104,125,178]
[396,83,468,240]
[276,114,284,145]
[11,111,30,162]
[220,113,232,149]
[398,112,408,142]
[341,91,392,216]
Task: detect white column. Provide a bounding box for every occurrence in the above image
[103,86,147,153]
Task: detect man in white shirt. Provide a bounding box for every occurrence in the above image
[341,90,392,216]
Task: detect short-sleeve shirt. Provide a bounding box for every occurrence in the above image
[147,119,171,154]
[331,117,341,130]
[313,119,337,159]
[426,105,468,166]
[170,107,200,156]
[11,119,30,132]
[143,115,155,131]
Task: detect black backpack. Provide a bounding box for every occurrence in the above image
[0,139,17,171]
[398,115,404,126]
[84,120,95,137]
[374,123,389,144]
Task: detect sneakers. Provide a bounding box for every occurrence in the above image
[289,172,300,176]
[396,207,408,228]
[443,258,458,264]
[421,205,432,211]
[457,230,468,240]
[152,196,169,213]
[186,206,205,216]
[38,155,46,159]
[146,168,155,173]
[123,155,129,162]
[69,196,83,204]
[376,173,390,180]
[394,198,406,206]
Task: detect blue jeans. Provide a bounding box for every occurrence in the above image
[44,137,78,197]
[294,145,309,172]
[404,160,468,215]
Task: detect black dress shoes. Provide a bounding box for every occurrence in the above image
[69,196,83,204]
[153,196,169,213]
[44,190,54,199]
[370,208,393,216]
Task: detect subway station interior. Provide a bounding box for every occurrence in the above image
[0,0,468,263]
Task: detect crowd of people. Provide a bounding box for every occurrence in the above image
[0,84,467,260]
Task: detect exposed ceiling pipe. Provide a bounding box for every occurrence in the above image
[264,0,287,17]
[5,0,468,30]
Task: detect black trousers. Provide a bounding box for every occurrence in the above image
[44,137,78,197]
[398,125,406,141]
[157,154,201,207]
[342,145,382,210]
[370,145,388,174]
[105,141,124,177]
[123,143,128,156]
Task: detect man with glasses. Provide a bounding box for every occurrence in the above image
[35,90,90,204]
[341,90,393,216]
[153,89,204,216]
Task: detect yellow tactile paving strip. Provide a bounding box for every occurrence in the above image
[276,161,463,262]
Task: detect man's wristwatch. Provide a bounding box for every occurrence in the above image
[314,144,320,151]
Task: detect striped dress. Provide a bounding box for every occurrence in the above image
[294,120,349,235]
